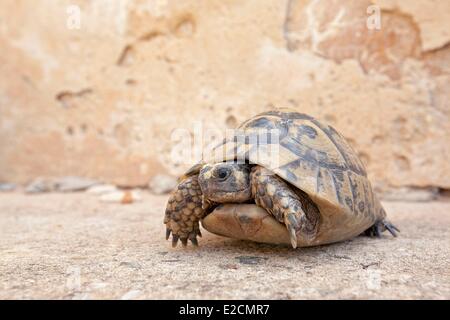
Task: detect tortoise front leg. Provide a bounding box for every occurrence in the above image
[164,175,208,247]
[251,167,320,249]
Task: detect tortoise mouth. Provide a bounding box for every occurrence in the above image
[204,185,252,204]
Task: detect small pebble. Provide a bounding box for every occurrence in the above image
[55,176,99,192]
[0,183,16,192]
[100,190,141,204]
[25,178,56,194]
[148,174,177,195]
[120,290,142,300]
[86,184,118,195]
[119,261,141,269]
[88,282,109,290]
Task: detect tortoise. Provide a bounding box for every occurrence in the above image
[164,110,399,248]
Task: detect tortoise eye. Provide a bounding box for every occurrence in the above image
[215,168,230,180]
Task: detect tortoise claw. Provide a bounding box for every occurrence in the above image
[189,235,199,246]
[284,213,299,249]
[384,221,400,237]
[166,225,201,248]
[172,235,179,247]
[364,220,400,238]
[288,225,298,249]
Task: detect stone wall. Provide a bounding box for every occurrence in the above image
[0,0,449,190]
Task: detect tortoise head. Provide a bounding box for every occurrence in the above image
[198,163,252,204]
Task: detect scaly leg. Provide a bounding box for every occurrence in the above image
[364,219,400,237]
[251,166,320,249]
[164,175,208,247]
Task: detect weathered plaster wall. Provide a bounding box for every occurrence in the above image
[0,0,449,189]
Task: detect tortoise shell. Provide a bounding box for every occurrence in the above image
[200,110,386,245]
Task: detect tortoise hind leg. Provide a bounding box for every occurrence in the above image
[364,219,400,237]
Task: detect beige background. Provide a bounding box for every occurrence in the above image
[0,0,449,190]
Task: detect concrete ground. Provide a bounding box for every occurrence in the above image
[0,192,449,299]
